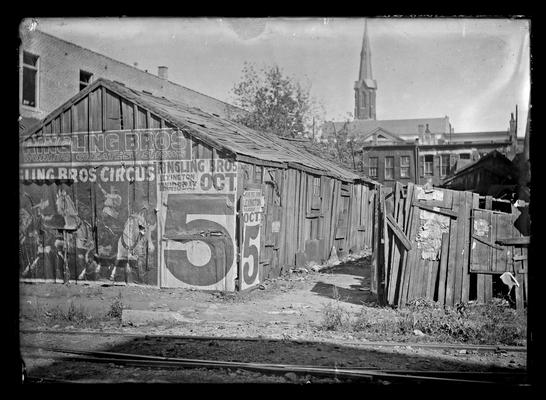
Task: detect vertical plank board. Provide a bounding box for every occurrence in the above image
[61,109,71,133]
[408,189,425,301]
[379,187,388,305]
[461,191,473,303]
[149,114,161,129]
[105,90,121,131]
[321,177,332,260]
[425,260,434,299]
[515,270,524,311]
[472,193,485,303]
[136,107,148,129]
[278,170,289,268]
[364,187,371,249]
[287,169,298,266]
[74,97,89,132]
[387,185,404,304]
[297,172,306,252]
[357,184,365,250]
[386,183,401,290]
[279,170,290,266]
[397,186,412,307]
[403,183,415,234]
[330,180,341,255]
[399,187,419,306]
[452,191,468,305]
[484,273,493,303]
[485,196,493,211]
[89,89,102,132]
[445,190,460,307]
[370,186,379,295]
[437,232,450,305]
[495,213,512,273]
[121,98,135,130]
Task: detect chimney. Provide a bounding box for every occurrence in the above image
[158,66,168,80]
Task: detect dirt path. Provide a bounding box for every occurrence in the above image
[19,257,527,383]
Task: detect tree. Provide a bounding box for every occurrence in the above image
[231,63,322,138]
[305,114,363,172]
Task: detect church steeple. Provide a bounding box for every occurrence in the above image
[354,19,377,120]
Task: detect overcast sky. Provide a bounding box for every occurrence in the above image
[32,17,530,136]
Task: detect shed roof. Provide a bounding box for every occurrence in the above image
[441,150,514,186]
[23,78,378,185]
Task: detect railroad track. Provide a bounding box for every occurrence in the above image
[21,345,528,385]
[20,328,527,353]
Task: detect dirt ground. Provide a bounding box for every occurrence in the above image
[19,257,527,384]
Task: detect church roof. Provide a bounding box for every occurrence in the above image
[322,117,452,139]
[445,131,510,143]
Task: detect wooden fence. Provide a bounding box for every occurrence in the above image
[376,182,529,309]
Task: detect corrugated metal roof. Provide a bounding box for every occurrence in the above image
[23,78,378,185]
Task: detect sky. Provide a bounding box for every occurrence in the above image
[31,17,530,136]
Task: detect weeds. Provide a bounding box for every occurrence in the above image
[321,295,526,345]
[26,300,92,326]
[320,287,349,331]
[106,292,124,321]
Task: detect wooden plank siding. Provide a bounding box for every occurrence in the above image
[381,183,527,309]
[21,79,382,292]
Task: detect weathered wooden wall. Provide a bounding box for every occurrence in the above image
[236,162,378,283]
[380,183,528,309]
[20,81,382,292]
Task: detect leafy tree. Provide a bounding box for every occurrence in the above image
[231,63,363,174]
[231,62,322,138]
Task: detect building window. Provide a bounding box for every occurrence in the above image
[440,154,450,177]
[424,155,433,176]
[460,153,471,160]
[79,70,93,91]
[400,156,410,178]
[385,157,394,180]
[22,51,39,108]
[369,157,378,178]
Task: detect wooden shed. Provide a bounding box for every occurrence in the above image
[19,78,380,292]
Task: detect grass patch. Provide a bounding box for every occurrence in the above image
[25,300,94,327]
[321,296,526,345]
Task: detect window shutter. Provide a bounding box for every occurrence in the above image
[419,156,425,177]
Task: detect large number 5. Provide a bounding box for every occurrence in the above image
[163,194,234,286]
[242,223,260,286]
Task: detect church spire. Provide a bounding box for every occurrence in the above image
[354,19,377,120]
[359,19,373,81]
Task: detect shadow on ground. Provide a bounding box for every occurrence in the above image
[311,258,375,306]
[22,334,527,384]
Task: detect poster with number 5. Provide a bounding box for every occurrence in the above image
[239,189,264,290]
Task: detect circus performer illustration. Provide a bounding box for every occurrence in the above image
[110,205,156,283]
[19,192,62,280]
[98,183,122,218]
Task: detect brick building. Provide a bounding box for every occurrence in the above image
[18,23,245,133]
[322,20,522,187]
[355,114,519,189]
